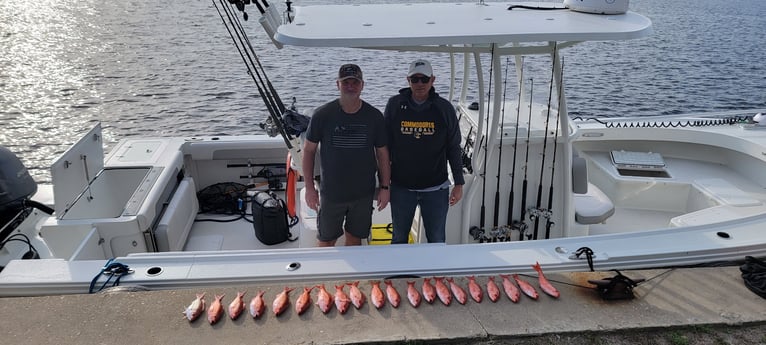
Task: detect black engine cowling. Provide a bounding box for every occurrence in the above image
[0,146,37,229]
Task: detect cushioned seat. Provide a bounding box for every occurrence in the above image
[155,177,198,251]
[571,151,615,224]
[574,182,615,224]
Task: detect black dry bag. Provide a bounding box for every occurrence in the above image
[251,191,293,245]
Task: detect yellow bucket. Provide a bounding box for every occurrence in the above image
[369,223,414,245]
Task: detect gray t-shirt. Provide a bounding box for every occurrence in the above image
[305,99,387,202]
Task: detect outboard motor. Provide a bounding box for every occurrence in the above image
[0,146,37,231]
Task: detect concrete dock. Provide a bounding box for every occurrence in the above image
[0,266,764,344]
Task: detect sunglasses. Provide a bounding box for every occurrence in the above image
[408,75,431,84]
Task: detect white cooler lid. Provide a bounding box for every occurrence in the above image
[50,123,104,217]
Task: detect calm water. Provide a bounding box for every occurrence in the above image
[1,0,765,183]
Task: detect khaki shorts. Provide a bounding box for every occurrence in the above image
[317,195,374,241]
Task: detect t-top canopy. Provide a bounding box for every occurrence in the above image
[275,2,652,48]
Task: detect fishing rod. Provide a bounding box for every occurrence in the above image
[507,57,524,241]
[478,45,496,242]
[545,57,565,240]
[518,77,534,241]
[228,1,287,114]
[461,126,475,174]
[215,1,282,122]
[214,0,301,161]
[492,57,511,238]
[532,43,558,240]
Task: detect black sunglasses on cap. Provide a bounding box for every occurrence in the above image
[408,75,431,84]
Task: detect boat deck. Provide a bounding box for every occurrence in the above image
[577,137,766,234]
[182,139,766,251]
[185,187,395,251]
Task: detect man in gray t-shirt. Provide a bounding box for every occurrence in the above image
[302,64,391,247]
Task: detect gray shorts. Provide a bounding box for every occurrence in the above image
[317,195,374,241]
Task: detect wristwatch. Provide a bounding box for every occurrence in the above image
[380,185,389,190]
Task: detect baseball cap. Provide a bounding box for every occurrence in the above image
[408,59,433,77]
[338,64,363,81]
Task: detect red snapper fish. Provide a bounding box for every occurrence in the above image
[486,276,501,302]
[384,280,401,308]
[249,291,266,318]
[421,278,436,304]
[499,274,521,302]
[446,277,467,305]
[532,261,561,298]
[316,284,334,314]
[207,294,225,325]
[513,274,539,300]
[334,284,351,314]
[295,286,314,315]
[466,276,483,303]
[370,281,386,309]
[183,293,206,322]
[406,281,421,308]
[433,277,452,306]
[228,291,246,320]
[272,286,294,316]
[348,281,366,309]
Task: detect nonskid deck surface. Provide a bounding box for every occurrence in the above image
[185,189,394,250]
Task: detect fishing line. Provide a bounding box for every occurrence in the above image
[506,57,524,241]
[545,56,564,239]
[492,57,511,237]
[533,42,558,241]
[518,77,534,241]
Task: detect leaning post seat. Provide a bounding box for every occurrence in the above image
[572,151,615,225]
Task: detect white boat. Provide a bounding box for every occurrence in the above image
[1,1,765,297]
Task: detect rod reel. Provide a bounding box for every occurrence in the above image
[527,207,552,221]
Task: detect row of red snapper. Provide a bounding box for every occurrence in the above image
[184,262,560,324]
